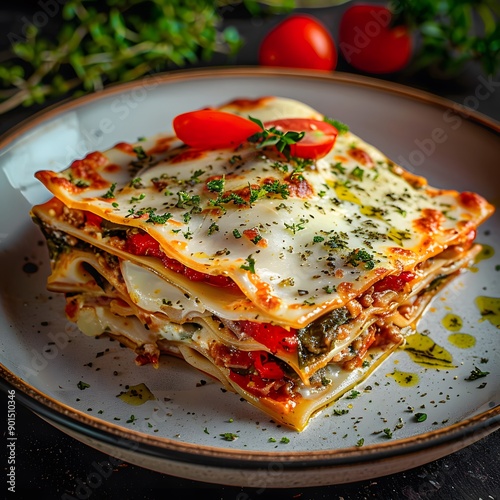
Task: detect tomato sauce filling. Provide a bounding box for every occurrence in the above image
[84,211,239,290]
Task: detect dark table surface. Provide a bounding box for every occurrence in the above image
[1,3,499,499]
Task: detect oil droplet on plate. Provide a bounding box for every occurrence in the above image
[475,296,500,329]
[386,369,419,387]
[470,244,495,272]
[403,332,456,369]
[441,313,463,332]
[117,383,156,406]
[474,244,495,263]
[448,333,476,349]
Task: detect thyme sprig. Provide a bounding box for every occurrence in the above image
[0,0,244,114]
[247,116,304,159]
[391,0,500,76]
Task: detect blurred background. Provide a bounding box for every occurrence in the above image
[1,0,499,125]
[0,1,499,498]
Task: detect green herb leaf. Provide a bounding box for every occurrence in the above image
[241,255,256,274]
[465,366,490,380]
[220,432,238,441]
[0,1,245,114]
[102,183,117,199]
[247,116,305,159]
[323,117,349,134]
[346,249,376,270]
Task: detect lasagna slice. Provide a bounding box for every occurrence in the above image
[31,96,494,431]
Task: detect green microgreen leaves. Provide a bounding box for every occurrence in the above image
[247,116,304,159]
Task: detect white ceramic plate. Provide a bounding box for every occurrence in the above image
[0,68,499,487]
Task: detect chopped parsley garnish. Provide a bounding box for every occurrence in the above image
[232,229,242,239]
[325,233,349,250]
[351,166,364,180]
[346,248,375,270]
[68,173,89,188]
[137,208,172,224]
[101,183,117,199]
[241,255,256,274]
[332,408,349,416]
[262,180,290,199]
[176,190,201,209]
[346,390,360,399]
[356,438,365,447]
[129,177,143,188]
[331,161,346,174]
[248,181,290,205]
[280,437,290,444]
[208,222,219,235]
[133,145,147,160]
[207,177,246,210]
[129,193,145,204]
[77,381,90,390]
[220,432,238,441]
[414,412,427,422]
[383,428,393,439]
[188,169,205,184]
[207,178,225,194]
[465,366,490,380]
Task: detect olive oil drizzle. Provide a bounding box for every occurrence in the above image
[403,332,456,369]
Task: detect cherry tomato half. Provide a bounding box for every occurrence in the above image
[339,5,412,74]
[265,118,338,160]
[173,110,338,160]
[259,14,337,71]
[173,109,261,149]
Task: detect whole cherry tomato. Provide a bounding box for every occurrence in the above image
[173,109,261,149]
[339,5,412,74]
[259,14,337,71]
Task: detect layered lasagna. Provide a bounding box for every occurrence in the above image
[31,97,494,431]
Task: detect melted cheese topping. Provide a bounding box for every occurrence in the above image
[34,97,493,329]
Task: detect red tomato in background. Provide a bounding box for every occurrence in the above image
[173,109,261,149]
[265,118,338,160]
[339,5,412,74]
[259,14,337,71]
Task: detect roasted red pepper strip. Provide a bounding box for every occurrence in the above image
[373,271,415,293]
[238,320,298,354]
